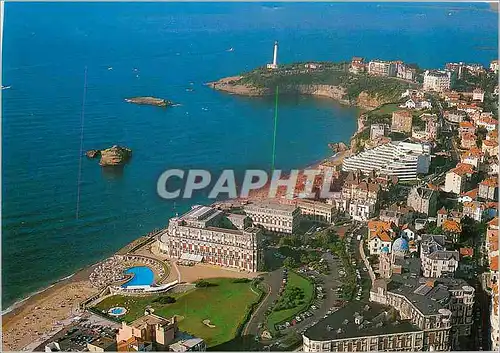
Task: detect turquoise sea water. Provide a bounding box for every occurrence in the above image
[2,2,497,308]
[122,266,155,287]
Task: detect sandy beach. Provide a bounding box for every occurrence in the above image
[2,267,98,351]
[1,239,258,351]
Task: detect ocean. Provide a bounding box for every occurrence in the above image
[2,2,497,309]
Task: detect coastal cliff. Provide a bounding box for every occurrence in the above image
[356,92,393,110]
[208,78,382,108]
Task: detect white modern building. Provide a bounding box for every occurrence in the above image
[423,70,452,92]
[342,141,431,181]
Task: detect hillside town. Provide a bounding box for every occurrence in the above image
[5,55,498,353]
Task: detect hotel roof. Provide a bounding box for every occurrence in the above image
[244,201,298,212]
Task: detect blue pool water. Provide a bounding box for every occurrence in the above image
[110,307,126,315]
[122,266,154,287]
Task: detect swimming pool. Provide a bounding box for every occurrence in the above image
[108,306,127,316]
[121,266,154,287]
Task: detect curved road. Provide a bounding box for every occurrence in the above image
[243,269,282,336]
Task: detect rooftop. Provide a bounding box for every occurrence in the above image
[303,301,421,342]
[129,314,174,329]
[244,201,298,213]
[169,338,205,352]
[385,258,470,316]
[480,177,498,188]
[181,205,222,223]
[89,336,116,350]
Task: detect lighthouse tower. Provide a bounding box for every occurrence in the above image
[266,41,278,69]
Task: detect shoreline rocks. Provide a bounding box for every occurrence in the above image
[125,97,173,107]
[328,142,349,153]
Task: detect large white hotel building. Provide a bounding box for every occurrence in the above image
[158,205,263,272]
[342,141,431,181]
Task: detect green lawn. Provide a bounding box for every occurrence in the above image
[93,278,260,347]
[266,272,314,331]
[369,103,401,116]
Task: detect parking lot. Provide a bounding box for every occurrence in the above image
[260,252,345,350]
[33,314,118,352]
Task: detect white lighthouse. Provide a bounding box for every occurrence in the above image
[266,41,278,69]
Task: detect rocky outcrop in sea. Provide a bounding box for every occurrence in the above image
[125,97,173,107]
[86,146,132,167]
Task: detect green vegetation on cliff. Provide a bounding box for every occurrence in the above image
[237,62,412,102]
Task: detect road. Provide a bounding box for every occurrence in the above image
[244,269,282,337]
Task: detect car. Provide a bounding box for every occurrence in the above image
[311,305,317,310]
[285,322,290,328]
[296,316,302,322]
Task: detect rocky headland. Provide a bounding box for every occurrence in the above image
[125,97,173,107]
[207,63,410,111]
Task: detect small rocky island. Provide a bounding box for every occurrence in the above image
[125,97,173,107]
[86,145,132,167]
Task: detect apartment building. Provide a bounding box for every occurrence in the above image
[244,201,301,234]
[370,123,388,140]
[423,70,452,92]
[420,234,459,278]
[349,199,376,222]
[342,141,431,181]
[391,110,413,133]
[370,257,474,349]
[479,177,498,201]
[444,163,474,194]
[368,60,397,77]
[407,186,438,216]
[295,199,335,223]
[159,205,263,272]
[303,302,425,352]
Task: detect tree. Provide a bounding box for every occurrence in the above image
[283,257,297,269]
